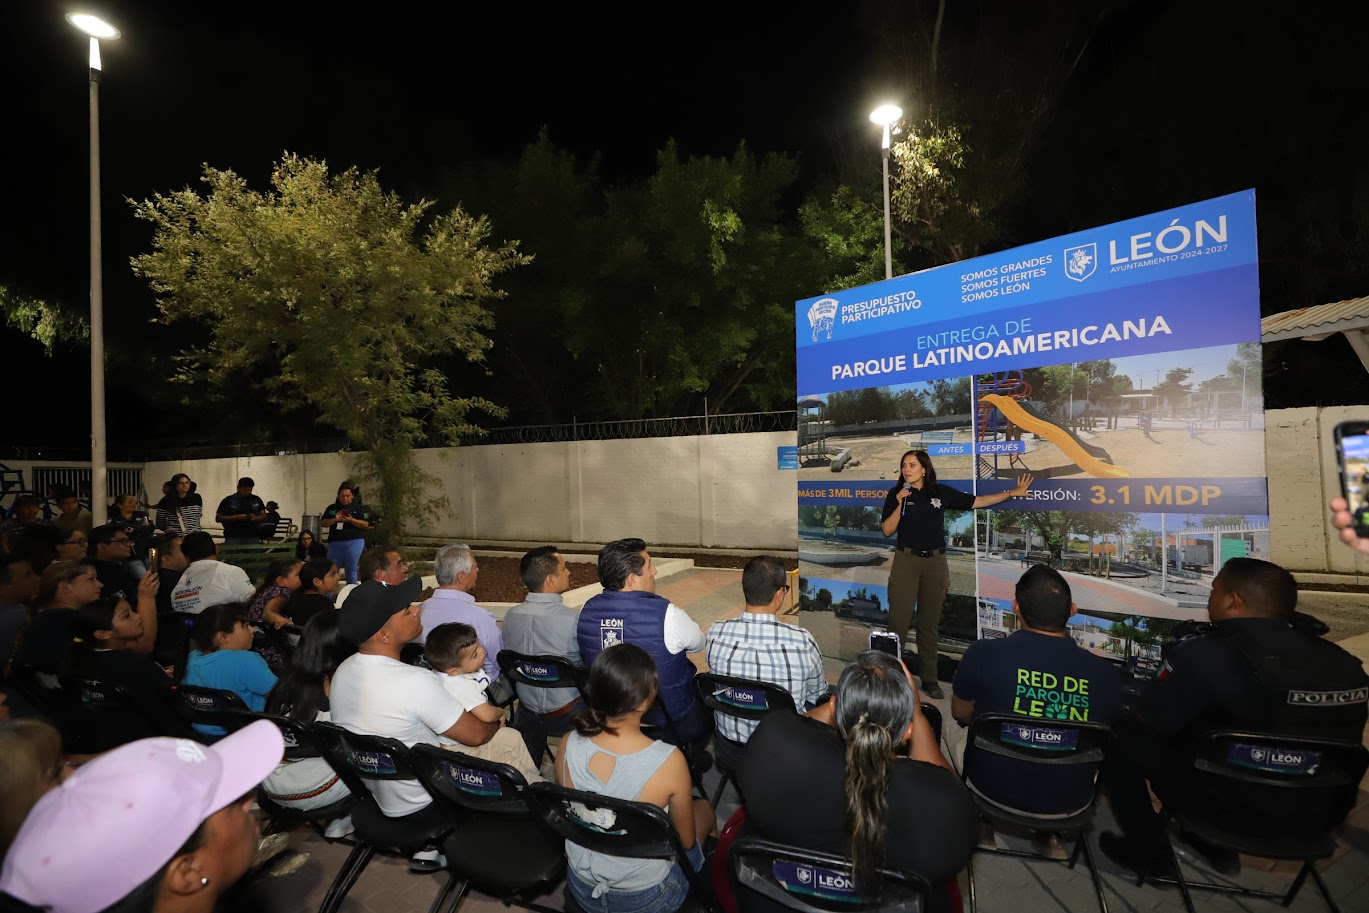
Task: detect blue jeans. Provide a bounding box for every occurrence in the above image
[565,842,704,913]
[329,538,365,584]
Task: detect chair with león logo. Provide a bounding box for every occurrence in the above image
[728,836,931,913]
[694,672,798,808]
[961,712,1113,913]
[170,684,251,742]
[310,722,459,913]
[1134,729,1368,913]
[410,745,564,913]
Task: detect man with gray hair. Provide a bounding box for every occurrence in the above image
[418,543,501,680]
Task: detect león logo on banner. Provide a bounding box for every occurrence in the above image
[1064,243,1097,282]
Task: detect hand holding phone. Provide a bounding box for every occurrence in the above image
[1333,422,1369,537]
[147,547,160,574]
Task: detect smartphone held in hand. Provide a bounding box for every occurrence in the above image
[1334,422,1369,537]
[868,629,901,658]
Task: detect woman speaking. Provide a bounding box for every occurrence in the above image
[881,449,1033,698]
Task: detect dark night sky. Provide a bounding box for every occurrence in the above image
[5,0,1369,453]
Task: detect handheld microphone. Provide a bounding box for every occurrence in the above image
[901,482,912,516]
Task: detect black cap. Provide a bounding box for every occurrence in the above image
[337,577,424,645]
[238,477,255,487]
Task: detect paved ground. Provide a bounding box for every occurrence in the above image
[252,566,1369,913]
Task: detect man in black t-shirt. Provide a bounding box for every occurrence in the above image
[89,527,141,603]
[1099,558,1369,876]
[215,477,268,546]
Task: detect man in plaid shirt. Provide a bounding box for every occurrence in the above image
[705,556,830,768]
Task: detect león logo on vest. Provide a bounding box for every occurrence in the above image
[600,617,624,650]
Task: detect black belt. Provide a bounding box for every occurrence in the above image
[897,546,945,558]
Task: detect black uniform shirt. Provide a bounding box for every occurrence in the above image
[882,482,975,552]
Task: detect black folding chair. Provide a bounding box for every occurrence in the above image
[401,642,431,669]
[919,701,942,744]
[58,675,161,749]
[217,709,356,838]
[311,722,460,913]
[10,665,102,754]
[170,684,251,742]
[961,713,1113,913]
[729,836,932,913]
[410,745,564,913]
[523,781,714,913]
[1138,729,1369,913]
[694,672,798,808]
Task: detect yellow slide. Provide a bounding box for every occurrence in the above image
[980,393,1132,478]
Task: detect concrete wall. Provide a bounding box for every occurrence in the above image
[145,430,798,549]
[98,407,1369,571]
[1266,406,1369,578]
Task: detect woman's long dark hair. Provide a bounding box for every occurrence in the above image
[834,650,917,886]
[248,558,301,610]
[571,643,658,737]
[70,596,123,654]
[888,449,937,497]
[190,602,248,654]
[265,612,355,723]
[295,531,326,561]
[156,473,199,513]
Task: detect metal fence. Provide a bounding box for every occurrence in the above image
[29,466,146,503]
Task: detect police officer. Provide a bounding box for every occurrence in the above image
[1099,557,1368,875]
[881,449,1033,699]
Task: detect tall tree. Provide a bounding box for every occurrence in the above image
[131,153,528,533]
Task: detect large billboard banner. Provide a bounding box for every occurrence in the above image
[795,191,1266,661]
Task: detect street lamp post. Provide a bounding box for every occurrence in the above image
[67,13,120,520]
[869,104,902,281]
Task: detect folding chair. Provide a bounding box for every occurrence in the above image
[171,684,251,741]
[411,745,564,913]
[496,649,587,753]
[961,713,1113,913]
[523,781,714,913]
[1138,729,1369,913]
[58,675,161,749]
[729,836,932,913]
[694,672,797,808]
[311,722,459,913]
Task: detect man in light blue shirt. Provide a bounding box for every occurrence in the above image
[417,543,502,680]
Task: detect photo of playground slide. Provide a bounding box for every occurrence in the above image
[797,380,979,480]
[974,343,1265,481]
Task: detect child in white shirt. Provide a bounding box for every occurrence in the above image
[425,622,505,723]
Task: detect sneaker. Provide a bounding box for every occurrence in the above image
[921,679,946,700]
[323,815,354,840]
[1030,832,1069,861]
[409,848,447,874]
[1098,831,1175,878]
[1175,828,1241,876]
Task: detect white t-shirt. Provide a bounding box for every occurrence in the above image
[171,560,255,615]
[437,670,491,711]
[329,652,464,816]
[663,602,706,654]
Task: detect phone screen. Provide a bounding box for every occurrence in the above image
[147,547,160,574]
[1340,427,1369,533]
[868,630,901,658]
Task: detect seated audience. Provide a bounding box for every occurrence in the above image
[1100,557,1369,876]
[183,602,278,736]
[295,530,327,562]
[262,611,356,838]
[247,558,303,673]
[258,501,282,540]
[155,472,204,536]
[418,544,501,679]
[555,643,716,913]
[503,546,584,751]
[284,558,340,625]
[55,527,88,564]
[330,577,536,871]
[152,533,189,616]
[334,544,407,609]
[0,495,44,553]
[0,720,284,913]
[704,555,827,768]
[0,556,40,672]
[12,561,105,675]
[68,597,190,740]
[170,532,254,615]
[738,651,977,913]
[578,538,710,751]
[0,719,65,859]
[949,564,1122,856]
[52,490,92,536]
[108,493,156,559]
[89,525,141,603]
[425,622,504,723]
[8,524,67,576]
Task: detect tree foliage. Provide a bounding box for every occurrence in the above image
[130,153,528,532]
[0,285,87,354]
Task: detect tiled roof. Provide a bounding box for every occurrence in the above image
[1261,297,1369,342]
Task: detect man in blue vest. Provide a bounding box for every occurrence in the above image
[578,538,711,751]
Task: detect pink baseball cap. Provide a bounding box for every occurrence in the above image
[0,720,284,913]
